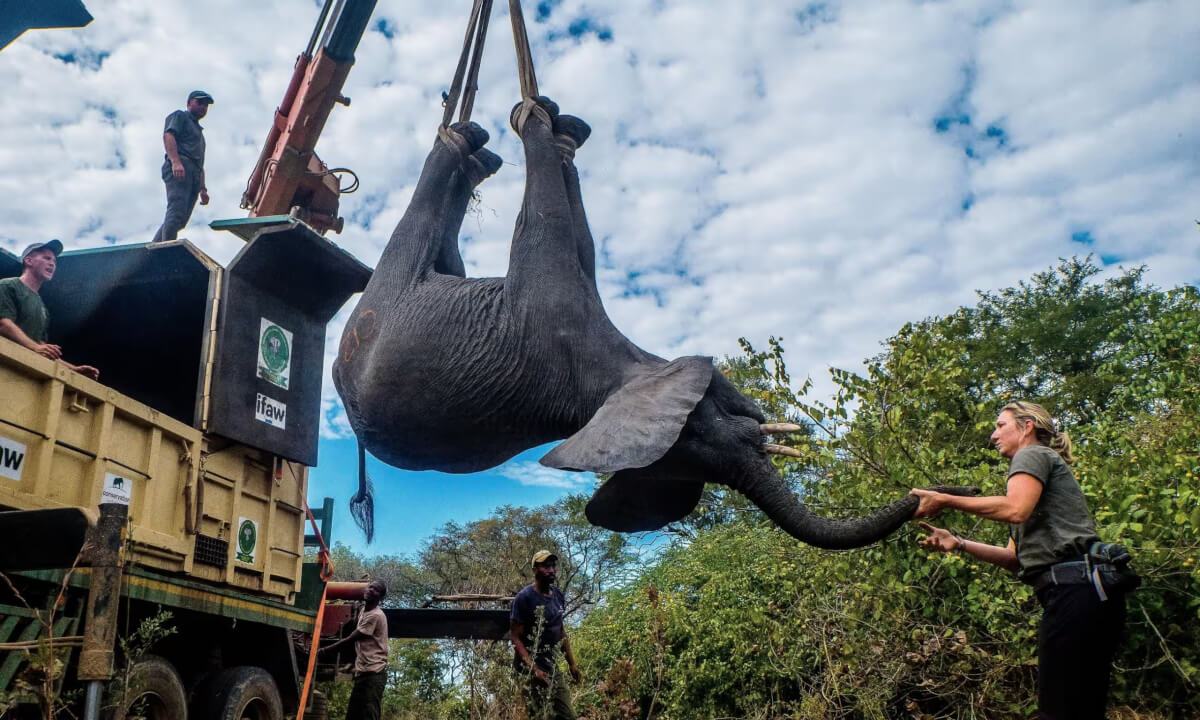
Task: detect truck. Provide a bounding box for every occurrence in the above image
[0,2,507,718]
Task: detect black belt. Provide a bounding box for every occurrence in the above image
[1029,560,1110,598]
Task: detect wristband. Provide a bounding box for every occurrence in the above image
[953,535,966,553]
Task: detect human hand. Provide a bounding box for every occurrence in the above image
[72,364,100,381]
[909,489,946,519]
[532,668,550,687]
[199,189,210,205]
[917,522,960,553]
[569,665,582,684]
[172,161,185,180]
[34,343,62,360]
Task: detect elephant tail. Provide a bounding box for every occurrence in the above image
[350,441,375,543]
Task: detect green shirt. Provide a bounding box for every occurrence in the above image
[0,277,49,343]
[1008,444,1099,579]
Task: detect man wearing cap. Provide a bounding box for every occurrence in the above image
[510,550,581,720]
[152,90,214,243]
[0,240,99,380]
[320,579,389,720]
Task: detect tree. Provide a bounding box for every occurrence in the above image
[572,258,1200,718]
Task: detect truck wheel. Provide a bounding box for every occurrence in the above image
[108,654,187,720]
[196,666,283,720]
[306,690,328,720]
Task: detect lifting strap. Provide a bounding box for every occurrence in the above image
[507,0,539,101]
[441,0,542,130]
[295,501,335,720]
[442,0,494,126]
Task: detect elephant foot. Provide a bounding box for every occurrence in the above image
[552,115,591,160]
[510,95,558,136]
[463,147,503,186]
[437,120,491,161]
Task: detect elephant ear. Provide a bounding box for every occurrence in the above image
[540,356,713,473]
[585,464,705,532]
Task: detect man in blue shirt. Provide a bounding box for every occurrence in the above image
[510,550,581,720]
[152,90,213,243]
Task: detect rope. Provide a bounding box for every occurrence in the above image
[295,500,336,720]
[507,0,538,100]
[441,0,547,135]
[442,0,495,126]
[295,585,329,720]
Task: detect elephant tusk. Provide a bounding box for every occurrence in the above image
[760,423,804,435]
[764,443,803,458]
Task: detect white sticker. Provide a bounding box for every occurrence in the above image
[257,318,293,390]
[102,472,132,505]
[235,517,258,564]
[0,436,27,482]
[255,393,287,429]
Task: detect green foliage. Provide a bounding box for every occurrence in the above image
[573,259,1200,719]
[317,494,630,720]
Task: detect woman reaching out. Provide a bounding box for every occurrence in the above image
[911,401,1131,720]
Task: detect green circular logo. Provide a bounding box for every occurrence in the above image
[260,325,290,373]
[238,519,257,555]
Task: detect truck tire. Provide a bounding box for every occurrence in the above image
[107,654,187,720]
[305,690,328,720]
[195,666,283,720]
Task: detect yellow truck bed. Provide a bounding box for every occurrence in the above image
[0,340,307,600]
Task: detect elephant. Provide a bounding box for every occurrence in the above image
[333,96,975,545]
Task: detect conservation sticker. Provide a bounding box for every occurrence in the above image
[257,318,293,390]
[255,393,287,429]
[235,517,258,564]
[0,435,27,482]
[101,472,131,505]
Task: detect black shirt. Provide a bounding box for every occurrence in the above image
[510,584,565,673]
[163,109,206,167]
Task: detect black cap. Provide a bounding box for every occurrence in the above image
[188,90,214,104]
[20,239,63,260]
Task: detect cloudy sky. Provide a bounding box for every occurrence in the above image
[1,0,1197,555]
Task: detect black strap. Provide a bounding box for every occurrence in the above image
[442,0,495,126]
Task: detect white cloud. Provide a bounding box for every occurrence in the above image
[2,0,1197,443]
[497,461,595,489]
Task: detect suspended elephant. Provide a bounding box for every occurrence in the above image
[333,96,974,544]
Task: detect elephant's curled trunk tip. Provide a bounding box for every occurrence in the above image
[351,442,375,543]
[739,468,981,550]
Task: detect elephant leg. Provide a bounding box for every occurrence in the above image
[433,146,503,277]
[376,121,495,284]
[553,114,599,289]
[505,97,578,294]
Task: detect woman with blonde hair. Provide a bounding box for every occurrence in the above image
[911,400,1131,720]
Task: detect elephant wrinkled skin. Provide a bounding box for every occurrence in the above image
[334,97,974,544]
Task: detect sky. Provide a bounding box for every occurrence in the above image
[1,0,1197,557]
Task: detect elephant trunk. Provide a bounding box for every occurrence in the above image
[736,467,977,550]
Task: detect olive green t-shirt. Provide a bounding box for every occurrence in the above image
[0,277,49,343]
[1008,444,1099,579]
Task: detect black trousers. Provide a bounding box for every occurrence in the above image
[153,158,202,243]
[345,669,386,720]
[1036,583,1126,720]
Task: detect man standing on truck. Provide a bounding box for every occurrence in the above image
[510,550,581,720]
[320,579,389,720]
[0,240,99,380]
[152,90,213,243]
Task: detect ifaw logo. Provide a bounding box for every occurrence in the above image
[255,393,287,430]
[0,436,27,482]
